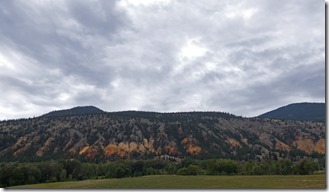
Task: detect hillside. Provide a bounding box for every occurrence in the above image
[0,109,325,162]
[258,103,325,122]
[41,106,104,117]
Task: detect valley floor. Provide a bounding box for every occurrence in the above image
[10,175,325,189]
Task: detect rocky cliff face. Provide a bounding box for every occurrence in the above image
[0,111,325,162]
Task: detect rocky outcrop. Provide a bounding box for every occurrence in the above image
[293,136,325,155]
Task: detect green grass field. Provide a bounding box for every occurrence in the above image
[10,175,326,189]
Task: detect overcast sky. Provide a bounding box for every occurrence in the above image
[0,0,325,120]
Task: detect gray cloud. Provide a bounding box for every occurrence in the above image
[0,0,324,119]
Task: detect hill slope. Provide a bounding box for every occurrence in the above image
[41,106,104,117]
[258,102,325,122]
[0,109,325,162]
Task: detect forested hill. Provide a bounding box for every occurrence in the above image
[0,108,325,163]
[42,106,105,117]
[258,102,325,122]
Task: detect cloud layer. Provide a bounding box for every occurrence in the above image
[0,0,325,119]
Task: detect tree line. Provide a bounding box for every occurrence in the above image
[0,157,323,188]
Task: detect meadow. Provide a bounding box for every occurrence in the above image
[10,174,325,189]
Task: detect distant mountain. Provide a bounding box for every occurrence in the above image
[42,106,105,117]
[258,102,325,122]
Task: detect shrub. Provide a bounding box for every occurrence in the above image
[177,165,203,175]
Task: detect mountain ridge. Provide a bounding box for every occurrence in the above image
[3,102,323,121]
[41,106,105,118]
[258,102,325,122]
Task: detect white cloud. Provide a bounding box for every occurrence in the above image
[242,8,258,19]
[179,38,208,61]
[119,0,172,7]
[0,0,324,119]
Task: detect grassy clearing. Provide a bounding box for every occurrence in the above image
[10,175,325,189]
